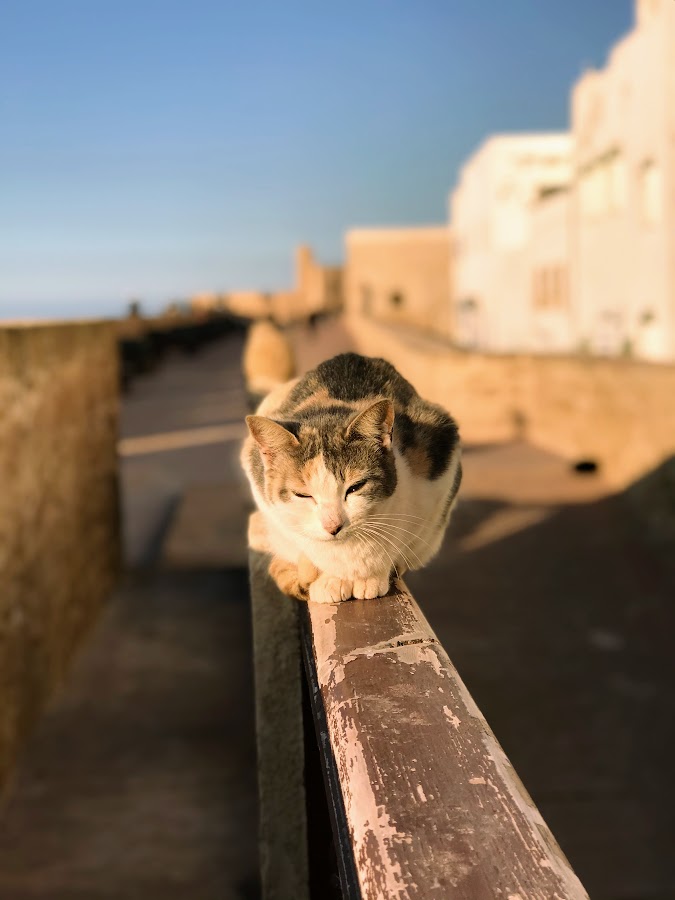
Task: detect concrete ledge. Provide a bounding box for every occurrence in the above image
[249,549,309,900]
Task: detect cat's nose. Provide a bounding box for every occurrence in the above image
[320,510,345,535]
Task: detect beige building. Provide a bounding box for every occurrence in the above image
[571,0,675,360]
[345,226,452,337]
[450,134,573,352]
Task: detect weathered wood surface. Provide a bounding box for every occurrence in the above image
[305,582,589,900]
[249,550,310,900]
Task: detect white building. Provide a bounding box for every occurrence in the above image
[450,134,573,352]
[571,0,675,361]
[529,186,574,353]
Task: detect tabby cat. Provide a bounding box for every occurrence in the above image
[241,353,461,604]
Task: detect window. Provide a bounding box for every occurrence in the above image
[532,271,541,307]
[579,149,626,217]
[533,266,568,309]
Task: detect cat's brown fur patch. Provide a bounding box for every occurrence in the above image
[404,443,432,478]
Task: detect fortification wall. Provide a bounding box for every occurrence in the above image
[0,322,121,789]
[345,314,675,491]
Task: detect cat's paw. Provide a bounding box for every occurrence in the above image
[297,554,320,592]
[269,557,307,601]
[309,575,354,604]
[352,574,391,600]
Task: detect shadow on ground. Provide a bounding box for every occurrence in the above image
[408,447,675,900]
[0,568,260,900]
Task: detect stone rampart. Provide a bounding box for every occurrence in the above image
[346,314,675,490]
[0,322,120,789]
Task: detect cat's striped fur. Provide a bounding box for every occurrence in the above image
[241,352,461,603]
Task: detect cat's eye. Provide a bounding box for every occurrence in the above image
[345,480,368,497]
[293,491,312,499]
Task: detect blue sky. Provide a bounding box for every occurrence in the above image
[1,0,632,319]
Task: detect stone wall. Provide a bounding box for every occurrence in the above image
[0,322,121,790]
[345,313,675,490]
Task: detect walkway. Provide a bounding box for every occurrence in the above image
[0,321,673,899]
[0,334,259,900]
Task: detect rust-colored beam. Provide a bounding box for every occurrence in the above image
[303,582,589,900]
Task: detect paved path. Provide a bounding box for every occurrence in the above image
[0,335,259,900]
[120,338,249,568]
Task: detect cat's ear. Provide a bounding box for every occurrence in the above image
[345,399,394,449]
[246,416,299,464]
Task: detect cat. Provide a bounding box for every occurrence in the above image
[241,352,462,604]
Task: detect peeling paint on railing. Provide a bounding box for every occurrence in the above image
[304,583,589,900]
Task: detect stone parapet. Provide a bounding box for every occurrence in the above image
[0,321,121,790]
[346,313,675,491]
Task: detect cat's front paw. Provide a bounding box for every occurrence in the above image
[308,574,354,604]
[352,574,391,600]
[269,557,307,601]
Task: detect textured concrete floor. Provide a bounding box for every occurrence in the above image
[0,334,260,899]
[0,570,259,900]
[119,338,250,569]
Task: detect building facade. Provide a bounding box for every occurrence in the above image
[528,187,574,353]
[345,226,452,338]
[450,134,573,352]
[570,0,675,360]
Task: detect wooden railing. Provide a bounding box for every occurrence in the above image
[249,543,589,900]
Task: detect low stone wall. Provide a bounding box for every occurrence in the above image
[0,322,121,790]
[345,314,675,490]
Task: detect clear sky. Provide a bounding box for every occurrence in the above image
[1,0,632,319]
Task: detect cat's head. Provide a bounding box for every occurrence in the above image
[246,398,396,541]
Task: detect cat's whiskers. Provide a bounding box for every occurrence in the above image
[361,532,398,577]
[360,524,425,571]
[360,525,417,573]
[351,531,374,571]
[353,526,400,578]
[366,513,428,523]
[365,517,432,530]
[362,519,437,553]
